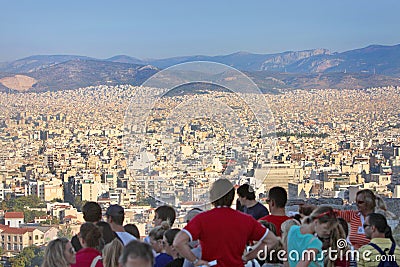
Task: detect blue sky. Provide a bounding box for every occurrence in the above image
[1,0,399,62]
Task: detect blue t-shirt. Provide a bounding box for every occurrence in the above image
[287,225,323,267]
[154,252,173,267]
[243,202,269,220]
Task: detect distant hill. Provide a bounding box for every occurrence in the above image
[0,55,95,73]
[106,55,145,65]
[1,43,400,92]
[0,59,158,92]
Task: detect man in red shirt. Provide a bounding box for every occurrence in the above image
[174,178,278,267]
[259,186,290,236]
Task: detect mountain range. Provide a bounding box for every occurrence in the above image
[1,44,400,93]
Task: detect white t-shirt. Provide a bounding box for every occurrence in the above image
[116,231,136,245]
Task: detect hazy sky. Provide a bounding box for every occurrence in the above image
[1,0,399,62]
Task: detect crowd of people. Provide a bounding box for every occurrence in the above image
[41,179,400,267]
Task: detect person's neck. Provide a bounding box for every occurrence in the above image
[271,208,286,216]
[300,223,314,235]
[371,233,386,239]
[246,200,258,208]
[110,223,125,232]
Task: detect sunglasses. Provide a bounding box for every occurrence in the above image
[357,201,365,204]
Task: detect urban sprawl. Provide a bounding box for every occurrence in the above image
[0,85,400,257]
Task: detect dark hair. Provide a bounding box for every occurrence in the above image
[120,240,154,266]
[80,222,102,248]
[124,224,140,239]
[96,221,116,245]
[268,187,287,208]
[367,213,395,243]
[356,189,376,211]
[82,201,102,222]
[212,187,235,207]
[107,214,124,226]
[155,205,176,226]
[237,184,256,200]
[292,214,302,224]
[299,204,316,217]
[164,228,180,246]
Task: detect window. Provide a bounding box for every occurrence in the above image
[14,236,17,242]
[7,236,10,241]
[35,235,38,240]
[19,236,22,242]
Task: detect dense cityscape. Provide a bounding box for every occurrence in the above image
[1,84,400,264]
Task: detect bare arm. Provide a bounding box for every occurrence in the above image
[173,231,209,267]
[242,229,279,262]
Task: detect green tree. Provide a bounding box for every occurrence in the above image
[9,246,43,267]
[57,225,73,239]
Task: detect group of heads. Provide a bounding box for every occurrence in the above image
[43,237,154,267]
[213,178,288,210]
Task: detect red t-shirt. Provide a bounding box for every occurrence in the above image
[183,207,268,267]
[71,247,103,267]
[258,214,290,236]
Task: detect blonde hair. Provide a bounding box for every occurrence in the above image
[356,189,376,211]
[149,221,170,240]
[41,238,70,267]
[281,219,300,251]
[102,238,123,267]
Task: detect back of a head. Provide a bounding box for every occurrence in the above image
[80,222,102,248]
[299,204,316,217]
[155,205,176,226]
[124,224,140,239]
[184,208,202,223]
[97,221,117,245]
[82,201,102,222]
[103,238,123,267]
[106,204,125,225]
[309,206,337,227]
[210,178,235,207]
[237,184,256,200]
[42,238,69,267]
[164,228,180,245]
[120,240,154,267]
[149,221,171,240]
[268,186,287,208]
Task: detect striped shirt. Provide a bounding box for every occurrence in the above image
[358,238,400,267]
[336,210,370,249]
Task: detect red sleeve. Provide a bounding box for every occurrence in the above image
[183,213,202,242]
[249,217,268,242]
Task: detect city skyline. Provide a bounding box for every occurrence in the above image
[1,0,399,62]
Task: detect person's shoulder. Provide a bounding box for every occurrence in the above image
[288,225,300,235]
[259,214,270,221]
